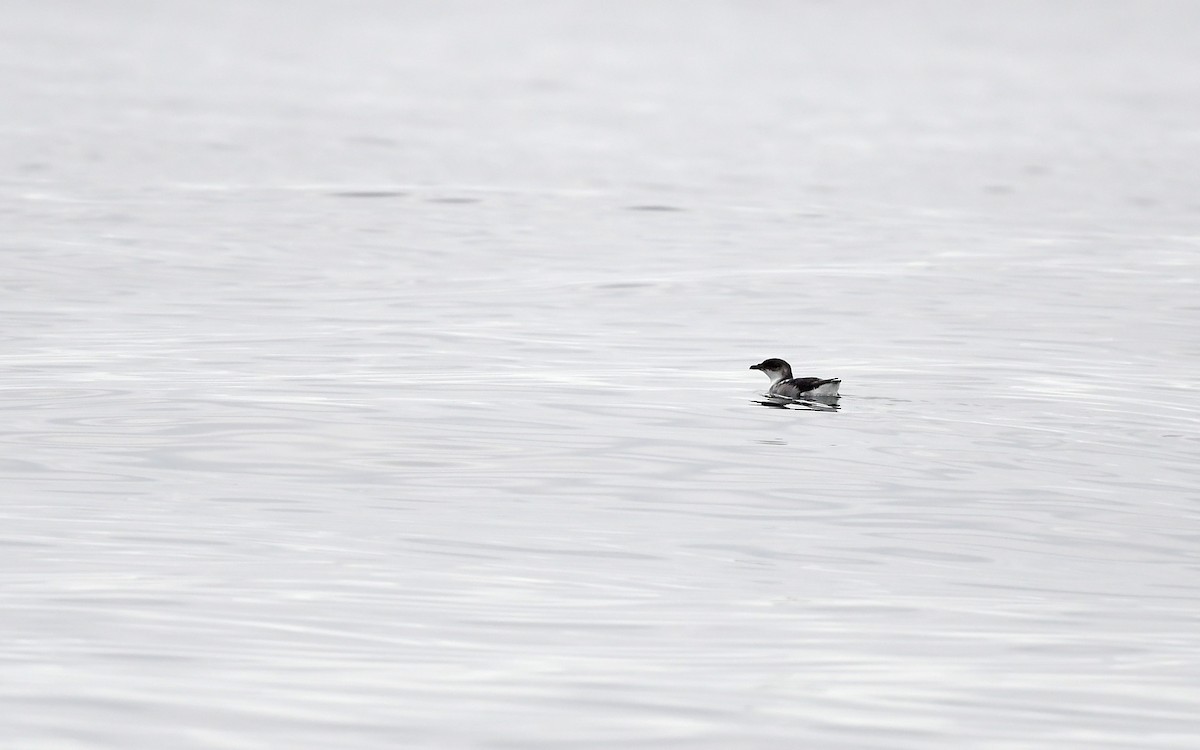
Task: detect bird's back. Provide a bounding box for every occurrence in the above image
[770,377,841,398]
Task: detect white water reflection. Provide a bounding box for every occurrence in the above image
[3,1,1200,749]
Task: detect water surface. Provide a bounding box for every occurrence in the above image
[3,2,1199,748]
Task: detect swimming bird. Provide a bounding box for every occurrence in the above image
[749,358,841,398]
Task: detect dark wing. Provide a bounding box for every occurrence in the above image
[783,377,835,392]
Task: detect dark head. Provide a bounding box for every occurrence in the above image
[749,358,793,381]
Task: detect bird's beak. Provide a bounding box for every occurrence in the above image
[749,364,761,371]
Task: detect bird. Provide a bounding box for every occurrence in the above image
[749,358,841,398]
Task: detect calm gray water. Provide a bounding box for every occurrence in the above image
[3,2,1199,748]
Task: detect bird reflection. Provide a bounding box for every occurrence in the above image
[753,394,841,412]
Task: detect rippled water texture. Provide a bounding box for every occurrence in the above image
[3,1,1199,748]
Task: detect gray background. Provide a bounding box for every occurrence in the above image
[3,1,1199,748]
